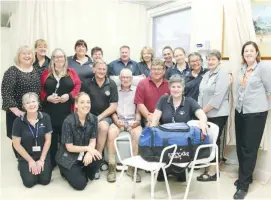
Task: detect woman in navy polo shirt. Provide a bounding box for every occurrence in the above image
[165,47,190,79]
[185,52,209,100]
[12,92,53,188]
[56,92,102,190]
[151,74,207,182]
[68,40,93,92]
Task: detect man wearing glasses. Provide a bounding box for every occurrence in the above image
[106,68,142,183]
[134,59,170,126]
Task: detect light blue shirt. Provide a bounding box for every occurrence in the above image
[235,62,271,113]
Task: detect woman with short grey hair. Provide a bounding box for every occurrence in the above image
[197,49,230,181]
[185,52,209,100]
[151,74,207,182]
[12,92,53,188]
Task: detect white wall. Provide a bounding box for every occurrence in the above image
[8,0,148,64]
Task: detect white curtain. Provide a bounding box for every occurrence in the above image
[223,0,257,146]
[9,0,148,62]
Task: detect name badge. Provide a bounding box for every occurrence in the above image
[32,146,41,152]
[77,152,84,161]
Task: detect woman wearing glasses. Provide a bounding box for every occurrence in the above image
[41,48,81,168]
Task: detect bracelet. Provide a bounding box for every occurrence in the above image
[39,159,45,162]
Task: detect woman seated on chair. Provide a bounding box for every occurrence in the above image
[12,92,53,188]
[150,74,208,182]
[56,92,102,190]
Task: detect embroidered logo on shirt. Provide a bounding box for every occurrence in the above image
[105,91,110,96]
[39,123,45,128]
[179,111,185,115]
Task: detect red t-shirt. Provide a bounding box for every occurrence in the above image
[134,77,170,113]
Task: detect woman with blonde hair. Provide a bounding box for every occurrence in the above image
[56,92,102,190]
[33,39,50,75]
[41,48,81,168]
[1,45,40,156]
[134,46,154,77]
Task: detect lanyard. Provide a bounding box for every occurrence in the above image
[28,123,39,146]
[54,77,61,94]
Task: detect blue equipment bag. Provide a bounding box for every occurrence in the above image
[139,123,211,163]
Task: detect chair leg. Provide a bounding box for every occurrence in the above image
[162,167,172,200]
[132,167,137,199]
[185,168,189,186]
[115,167,125,199]
[151,171,155,200]
[184,163,195,200]
[153,170,158,190]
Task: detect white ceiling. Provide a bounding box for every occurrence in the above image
[0,1,175,15]
[121,0,172,8]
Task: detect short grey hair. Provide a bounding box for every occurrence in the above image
[207,49,221,61]
[188,52,203,63]
[22,92,39,105]
[168,74,185,89]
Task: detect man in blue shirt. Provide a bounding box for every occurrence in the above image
[108,45,138,76]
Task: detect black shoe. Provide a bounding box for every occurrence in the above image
[234,180,239,187]
[157,170,165,182]
[176,175,186,182]
[233,189,247,199]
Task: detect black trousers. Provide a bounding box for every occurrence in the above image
[208,116,228,162]
[235,110,268,191]
[58,159,101,191]
[50,126,61,168]
[18,159,52,188]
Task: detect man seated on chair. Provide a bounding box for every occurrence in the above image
[134,59,170,127]
[106,68,142,183]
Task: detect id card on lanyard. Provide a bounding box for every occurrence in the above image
[28,123,41,152]
[77,126,87,161]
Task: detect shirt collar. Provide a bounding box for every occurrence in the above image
[173,62,189,71]
[210,65,220,75]
[167,95,185,107]
[91,76,110,86]
[148,77,167,84]
[118,85,135,91]
[74,113,92,128]
[72,54,92,63]
[21,111,43,123]
[117,58,132,64]
[164,61,175,68]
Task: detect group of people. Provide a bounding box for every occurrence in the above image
[1,38,270,199]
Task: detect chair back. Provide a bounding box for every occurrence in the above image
[187,120,219,162]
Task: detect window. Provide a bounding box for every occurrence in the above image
[152,7,191,58]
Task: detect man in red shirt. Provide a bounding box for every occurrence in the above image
[134,59,170,126]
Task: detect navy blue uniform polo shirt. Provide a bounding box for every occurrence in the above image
[165,62,190,80]
[86,77,118,116]
[12,112,52,161]
[156,95,201,124]
[108,58,138,76]
[185,68,209,101]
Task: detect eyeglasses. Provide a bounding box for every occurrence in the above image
[120,76,132,79]
[54,55,65,59]
[151,68,164,71]
[189,59,201,63]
